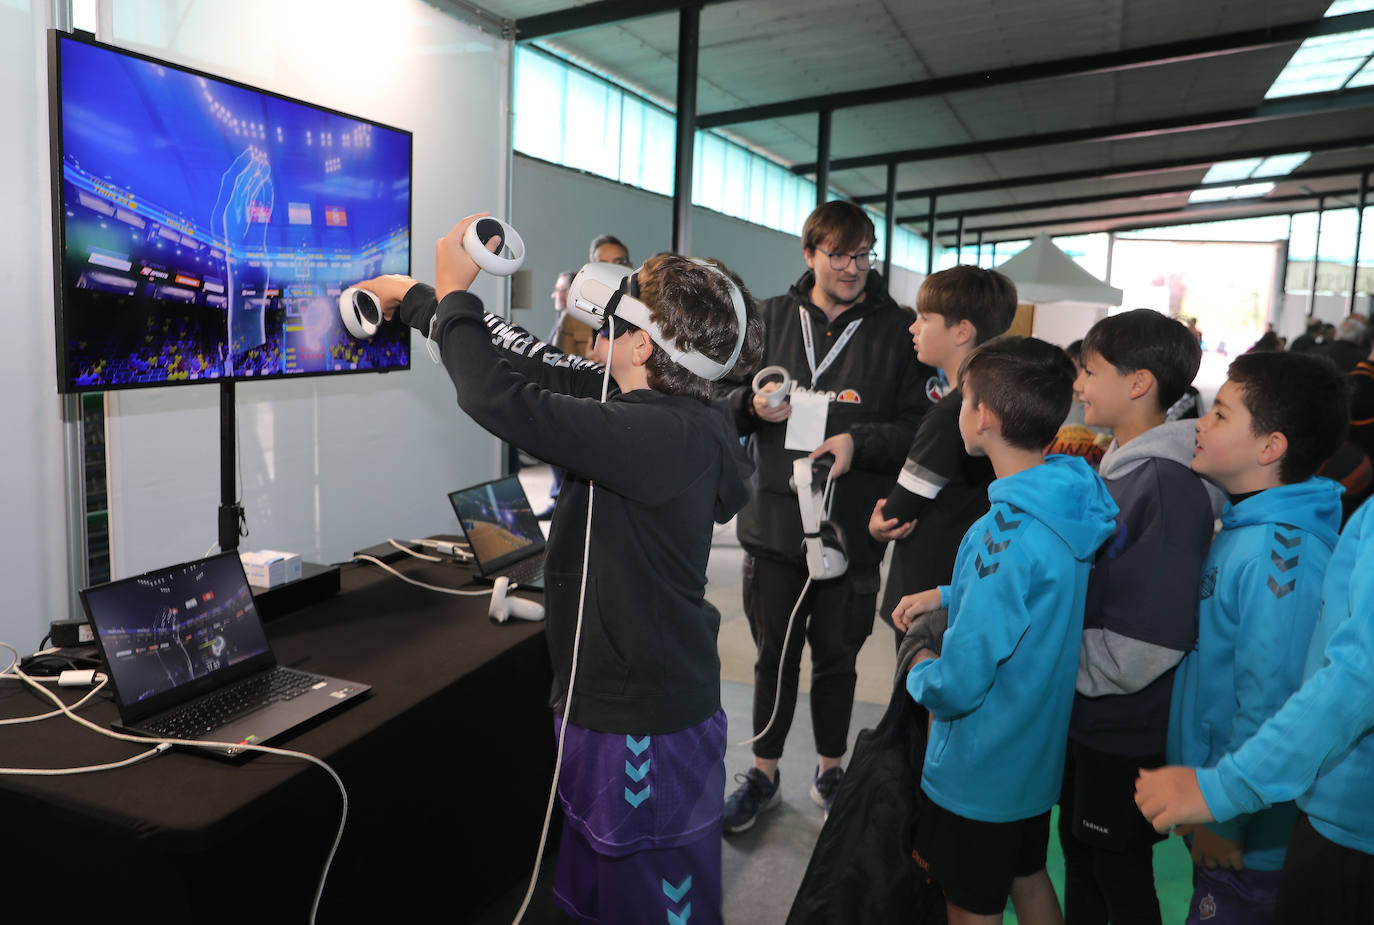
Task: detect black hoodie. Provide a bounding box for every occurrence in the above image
[398,284,754,734]
[727,270,935,569]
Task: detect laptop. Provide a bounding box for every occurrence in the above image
[448,475,546,590]
[80,552,370,757]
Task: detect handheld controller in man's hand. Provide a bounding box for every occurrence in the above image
[752,365,792,408]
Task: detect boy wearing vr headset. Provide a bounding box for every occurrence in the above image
[355,214,762,925]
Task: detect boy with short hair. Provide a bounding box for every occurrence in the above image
[1136,493,1374,925]
[358,215,765,925]
[870,265,1017,648]
[1058,310,1224,925]
[893,336,1119,925]
[1164,351,1347,924]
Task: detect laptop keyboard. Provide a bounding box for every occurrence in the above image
[145,667,319,739]
[500,556,544,587]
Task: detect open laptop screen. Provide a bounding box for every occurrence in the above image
[81,552,274,721]
[448,476,545,575]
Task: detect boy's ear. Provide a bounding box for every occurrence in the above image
[1129,368,1157,401]
[1257,430,1288,468]
[975,400,998,436]
[954,318,976,347]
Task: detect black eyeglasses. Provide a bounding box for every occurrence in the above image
[814,246,876,271]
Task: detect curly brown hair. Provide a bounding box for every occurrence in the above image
[628,254,765,402]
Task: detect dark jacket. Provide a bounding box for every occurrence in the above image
[786,649,945,925]
[399,284,753,734]
[728,271,935,569]
[1070,421,1221,755]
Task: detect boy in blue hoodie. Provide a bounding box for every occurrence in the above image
[1163,351,1347,925]
[893,336,1119,925]
[1136,494,1374,925]
[1060,310,1225,925]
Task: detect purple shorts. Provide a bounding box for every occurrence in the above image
[554,822,721,925]
[550,711,726,924]
[1188,866,1283,925]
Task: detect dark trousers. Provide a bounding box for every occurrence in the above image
[1058,742,1165,925]
[742,553,878,761]
[1277,813,1374,925]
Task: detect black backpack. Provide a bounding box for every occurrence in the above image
[785,669,948,925]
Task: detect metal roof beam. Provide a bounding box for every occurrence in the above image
[935,189,1357,242]
[792,86,1374,175]
[515,0,736,41]
[896,162,1374,226]
[851,134,1374,204]
[697,10,1374,128]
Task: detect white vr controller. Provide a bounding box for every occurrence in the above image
[793,456,849,582]
[339,217,526,340]
[752,365,792,408]
[489,576,545,623]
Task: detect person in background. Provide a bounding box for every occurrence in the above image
[1166,351,1347,925]
[896,336,1118,925]
[1058,310,1223,925]
[723,200,934,832]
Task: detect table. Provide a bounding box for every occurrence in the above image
[0,551,555,923]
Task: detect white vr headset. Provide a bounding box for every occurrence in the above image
[565,259,746,382]
[793,457,849,582]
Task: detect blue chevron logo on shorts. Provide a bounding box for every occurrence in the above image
[1267,575,1296,599]
[627,735,651,756]
[667,903,692,925]
[626,759,651,782]
[624,784,651,807]
[662,876,692,903]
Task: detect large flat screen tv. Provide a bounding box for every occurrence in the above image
[49,31,413,392]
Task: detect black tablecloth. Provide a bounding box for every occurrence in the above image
[0,553,555,923]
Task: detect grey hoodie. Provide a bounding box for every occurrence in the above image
[1071,419,1224,754]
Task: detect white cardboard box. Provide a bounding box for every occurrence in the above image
[240,549,303,588]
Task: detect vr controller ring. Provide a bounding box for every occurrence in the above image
[463,217,525,276]
[752,365,792,408]
[339,287,382,340]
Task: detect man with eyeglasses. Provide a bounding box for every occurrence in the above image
[723,200,936,834]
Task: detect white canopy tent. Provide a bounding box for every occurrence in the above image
[995,234,1123,345]
[995,234,1123,305]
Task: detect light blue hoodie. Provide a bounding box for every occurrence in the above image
[908,454,1118,823]
[1167,477,1342,870]
[1197,494,1374,855]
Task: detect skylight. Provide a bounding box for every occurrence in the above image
[1189,182,1276,204]
[1265,2,1374,98]
[1190,153,1310,202]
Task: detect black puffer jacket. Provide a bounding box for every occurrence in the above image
[728,270,935,569]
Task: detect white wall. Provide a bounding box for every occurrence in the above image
[0,0,71,651]
[0,0,510,650]
[1032,301,1110,348]
[511,154,925,338]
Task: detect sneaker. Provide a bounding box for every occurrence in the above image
[723,767,781,834]
[810,765,844,818]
